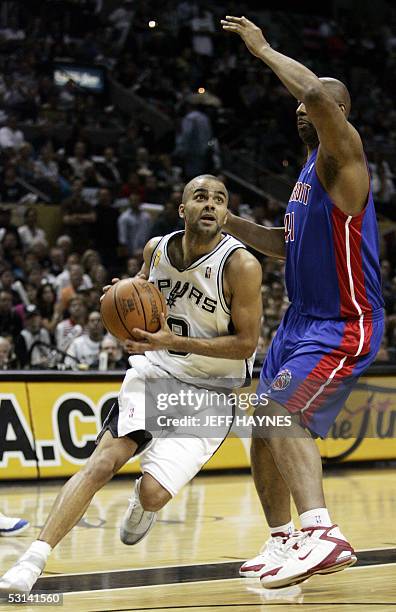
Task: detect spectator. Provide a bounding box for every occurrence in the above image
[58,264,86,312]
[117,193,152,258]
[62,179,96,252]
[0,115,24,151]
[55,295,87,353]
[0,266,20,304]
[0,336,17,370]
[34,143,65,200]
[149,193,183,237]
[95,147,121,186]
[64,310,104,369]
[16,142,36,182]
[0,290,22,341]
[0,166,27,203]
[54,255,93,297]
[92,334,128,370]
[0,207,17,241]
[175,104,213,179]
[37,283,62,335]
[67,141,93,180]
[56,235,73,259]
[14,305,51,368]
[17,208,48,252]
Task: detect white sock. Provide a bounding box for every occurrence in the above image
[22,540,52,564]
[299,508,332,528]
[269,520,295,537]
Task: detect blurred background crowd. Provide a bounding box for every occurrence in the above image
[0,0,395,370]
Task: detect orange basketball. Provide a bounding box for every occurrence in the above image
[100,278,167,341]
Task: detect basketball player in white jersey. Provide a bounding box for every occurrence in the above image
[0,174,262,595]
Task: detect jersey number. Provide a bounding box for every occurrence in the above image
[284,212,295,243]
[167,316,190,357]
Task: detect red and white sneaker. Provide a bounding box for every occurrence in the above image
[260,525,357,589]
[239,532,294,578]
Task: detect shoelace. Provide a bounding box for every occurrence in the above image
[283,531,311,557]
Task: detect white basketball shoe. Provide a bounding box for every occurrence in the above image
[120,477,157,545]
[239,531,294,578]
[0,550,45,595]
[260,525,357,589]
[0,513,29,537]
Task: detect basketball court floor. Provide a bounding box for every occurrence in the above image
[0,467,395,611]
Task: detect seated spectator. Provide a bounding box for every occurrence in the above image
[14,305,51,368]
[92,334,129,370]
[34,143,67,200]
[0,207,18,241]
[0,114,24,152]
[95,147,121,186]
[64,310,104,370]
[62,179,96,252]
[149,193,184,237]
[89,263,108,289]
[0,166,27,203]
[56,235,73,259]
[16,142,35,182]
[67,141,93,180]
[55,295,87,353]
[44,247,65,282]
[37,283,62,335]
[118,193,152,258]
[0,336,17,370]
[0,265,20,304]
[58,264,88,312]
[54,255,93,297]
[81,250,102,277]
[17,208,48,252]
[0,290,22,341]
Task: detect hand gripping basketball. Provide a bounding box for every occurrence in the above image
[100,277,167,342]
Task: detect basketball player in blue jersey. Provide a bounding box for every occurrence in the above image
[222,16,384,589]
[0,175,263,596]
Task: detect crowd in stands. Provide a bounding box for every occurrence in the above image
[0,0,395,369]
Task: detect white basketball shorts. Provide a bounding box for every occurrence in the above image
[97,355,233,497]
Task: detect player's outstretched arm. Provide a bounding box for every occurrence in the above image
[126,250,262,360]
[225,212,285,259]
[221,16,368,215]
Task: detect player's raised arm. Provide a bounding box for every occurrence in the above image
[221,16,368,215]
[225,211,285,259]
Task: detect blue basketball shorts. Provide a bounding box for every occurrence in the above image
[256,304,385,437]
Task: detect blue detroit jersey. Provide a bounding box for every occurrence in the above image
[284,148,384,319]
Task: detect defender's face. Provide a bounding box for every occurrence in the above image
[296,102,319,146]
[180,180,228,238]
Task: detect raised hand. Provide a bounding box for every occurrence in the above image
[221,16,270,58]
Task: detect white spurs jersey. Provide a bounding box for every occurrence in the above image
[142,230,255,389]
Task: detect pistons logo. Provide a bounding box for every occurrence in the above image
[271,369,292,391]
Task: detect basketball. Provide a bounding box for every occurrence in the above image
[100,278,167,341]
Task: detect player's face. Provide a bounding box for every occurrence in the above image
[180,180,228,239]
[296,102,319,147]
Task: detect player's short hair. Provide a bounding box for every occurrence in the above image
[182,175,228,204]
